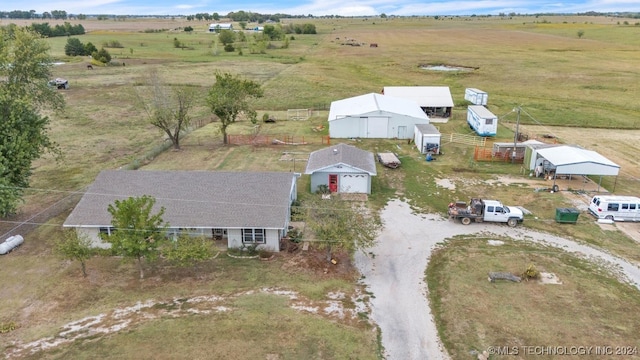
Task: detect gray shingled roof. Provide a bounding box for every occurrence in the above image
[304,143,377,175]
[63,170,296,229]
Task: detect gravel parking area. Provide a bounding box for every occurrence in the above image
[355,199,640,360]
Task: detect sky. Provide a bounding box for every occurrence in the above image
[4,0,640,17]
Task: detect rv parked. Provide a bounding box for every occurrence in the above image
[588,195,640,222]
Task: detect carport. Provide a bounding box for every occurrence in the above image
[535,146,620,191]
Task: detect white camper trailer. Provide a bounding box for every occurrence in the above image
[467,105,498,137]
[464,88,488,106]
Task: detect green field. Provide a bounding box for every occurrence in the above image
[2,15,640,359]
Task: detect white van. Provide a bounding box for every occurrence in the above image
[588,195,640,222]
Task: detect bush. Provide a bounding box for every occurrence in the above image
[224,44,235,52]
[522,263,540,280]
[92,48,112,64]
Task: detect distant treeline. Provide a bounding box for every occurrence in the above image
[2,9,639,20]
[30,22,86,37]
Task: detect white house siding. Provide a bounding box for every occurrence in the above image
[227,228,281,252]
[310,166,371,194]
[77,226,282,252]
[77,227,111,249]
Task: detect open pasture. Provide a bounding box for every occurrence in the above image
[2,15,640,358]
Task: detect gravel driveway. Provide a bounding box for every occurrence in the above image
[355,199,640,360]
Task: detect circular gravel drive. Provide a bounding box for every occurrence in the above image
[355,199,640,360]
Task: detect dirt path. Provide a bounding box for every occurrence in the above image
[355,199,640,360]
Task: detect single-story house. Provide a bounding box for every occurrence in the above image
[63,170,298,252]
[382,86,454,118]
[328,93,429,139]
[414,124,441,154]
[305,143,377,194]
[209,23,233,32]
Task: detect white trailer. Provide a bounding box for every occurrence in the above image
[414,124,441,154]
[464,88,488,106]
[467,105,498,137]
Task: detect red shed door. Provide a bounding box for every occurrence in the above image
[329,174,338,193]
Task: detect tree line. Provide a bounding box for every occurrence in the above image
[30,22,85,37]
[1,10,71,19]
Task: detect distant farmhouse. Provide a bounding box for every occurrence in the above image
[209,23,233,32]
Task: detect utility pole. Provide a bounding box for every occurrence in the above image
[512,106,521,163]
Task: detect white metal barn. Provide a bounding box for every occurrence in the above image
[467,105,498,136]
[382,86,454,118]
[328,93,429,139]
[305,143,377,194]
[535,146,620,176]
[464,88,488,106]
[414,124,441,154]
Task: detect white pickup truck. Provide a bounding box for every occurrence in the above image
[448,198,524,227]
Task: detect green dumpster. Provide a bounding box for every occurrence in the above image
[555,208,580,224]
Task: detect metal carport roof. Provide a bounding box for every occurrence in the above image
[536,146,620,176]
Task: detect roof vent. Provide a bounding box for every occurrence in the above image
[333,149,338,155]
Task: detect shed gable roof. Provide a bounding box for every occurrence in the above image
[383,86,454,107]
[63,170,296,229]
[305,143,377,175]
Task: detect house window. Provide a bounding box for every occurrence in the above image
[99,227,113,236]
[242,229,266,244]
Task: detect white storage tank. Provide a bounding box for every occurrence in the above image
[0,235,24,255]
[464,88,488,106]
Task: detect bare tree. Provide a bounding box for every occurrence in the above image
[137,71,197,150]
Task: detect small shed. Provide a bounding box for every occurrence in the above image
[305,143,377,194]
[464,88,488,106]
[467,105,498,137]
[414,124,441,154]
[492,140,543,160]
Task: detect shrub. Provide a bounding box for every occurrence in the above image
[224,44,235,52]
[522,263,540,280]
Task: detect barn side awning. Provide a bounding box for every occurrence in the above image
[536,146,620,176]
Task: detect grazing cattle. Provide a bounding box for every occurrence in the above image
[370,43,378,48]
[87,64,93,70]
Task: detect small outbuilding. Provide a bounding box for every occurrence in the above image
[414,124,441,154]
[305,143,377,194]
[382,86,454,118]
[328,93,429,139]
[464,88,488,106]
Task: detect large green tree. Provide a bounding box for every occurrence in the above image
[106,196,167,279]
[0,26,63,216]
[207,72,263,144]
[304,196,380,262]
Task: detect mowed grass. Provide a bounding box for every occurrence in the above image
[3,15,640,358]
[427,237,640,359]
